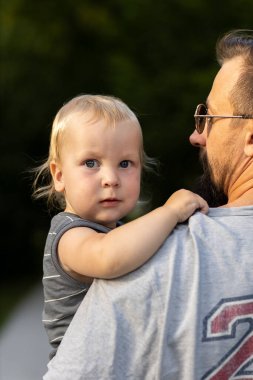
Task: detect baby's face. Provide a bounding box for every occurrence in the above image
[51,115,142,228]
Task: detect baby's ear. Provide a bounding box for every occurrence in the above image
[50,160,65,192]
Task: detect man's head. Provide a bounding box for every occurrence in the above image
[216,30,253,116]
[190,30,253,207]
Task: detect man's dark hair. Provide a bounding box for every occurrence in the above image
[216,29,253,115]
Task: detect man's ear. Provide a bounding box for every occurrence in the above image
[50,160,65,192]
[244,127,253,157]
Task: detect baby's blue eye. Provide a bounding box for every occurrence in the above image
[120,160,130,168]
[84,159,99,168]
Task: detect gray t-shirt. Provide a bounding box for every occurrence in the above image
[44,207,253,380]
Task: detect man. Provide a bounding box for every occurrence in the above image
[44,30,253,380]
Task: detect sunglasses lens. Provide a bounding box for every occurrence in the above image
[195,104,207,133]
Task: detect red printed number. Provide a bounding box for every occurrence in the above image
[202,296,253,380]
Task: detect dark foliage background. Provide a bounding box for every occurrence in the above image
[1,0,252,303]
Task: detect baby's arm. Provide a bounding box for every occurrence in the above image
[58,189,208,280]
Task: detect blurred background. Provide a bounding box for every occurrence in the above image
[0,0,252,378]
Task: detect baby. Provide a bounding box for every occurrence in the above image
[32,94,208,358]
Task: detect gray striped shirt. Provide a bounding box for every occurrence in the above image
[42,212,110,359]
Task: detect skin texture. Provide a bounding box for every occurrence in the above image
[50,114,208,282]
[189,56,253,207]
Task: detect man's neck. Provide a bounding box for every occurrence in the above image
[226,164,253,207]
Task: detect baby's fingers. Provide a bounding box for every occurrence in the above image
[197,196,209,214]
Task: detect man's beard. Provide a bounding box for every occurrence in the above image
[193,150,228,207]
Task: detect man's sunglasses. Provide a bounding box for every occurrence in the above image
[194,103,253,134]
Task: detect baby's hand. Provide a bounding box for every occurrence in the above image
[164,189,209,223]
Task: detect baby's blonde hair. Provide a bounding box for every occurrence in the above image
[32,94,156,210]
